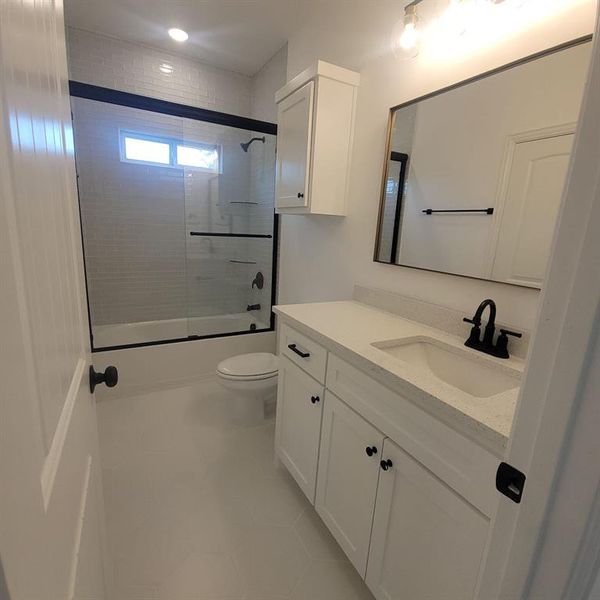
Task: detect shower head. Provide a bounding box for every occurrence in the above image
[240,136,266,152]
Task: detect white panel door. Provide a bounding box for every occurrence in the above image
[366,438,489,600]
[315,392,384,577]
[0,2,109,600]
[491,133,574,287]
[275,357,324,502]
[275,81,314,209]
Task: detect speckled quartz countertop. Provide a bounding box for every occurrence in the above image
[274,300,525,456]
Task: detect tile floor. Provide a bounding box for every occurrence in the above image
[98,377,376,600]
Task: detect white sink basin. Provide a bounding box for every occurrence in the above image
[372,336,521,398]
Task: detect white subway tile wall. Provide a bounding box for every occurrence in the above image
[68,29,276,341]
[67,28,252,115]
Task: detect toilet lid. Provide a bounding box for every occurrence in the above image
[217,352,278,378]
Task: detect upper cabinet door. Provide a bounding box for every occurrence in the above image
[315,392,384,577]
[365,438,490,600]
[275,81,314,210]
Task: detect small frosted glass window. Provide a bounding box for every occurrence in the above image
[176,145,219,171]
[123,137,170,165]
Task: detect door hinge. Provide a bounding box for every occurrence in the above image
[496,462,526,504]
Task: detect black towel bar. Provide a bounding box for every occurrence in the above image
[422,208,494,215]
[190,231,272,238]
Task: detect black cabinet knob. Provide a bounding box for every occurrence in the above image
[380,459,393,471]
[89,365,118,393]
[311,395,320,404]
[297,192,304,199]
[366,446,378,457]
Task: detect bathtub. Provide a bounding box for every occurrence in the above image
[93,312,268,348]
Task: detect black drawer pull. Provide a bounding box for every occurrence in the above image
[311,396,320,404]
[380,459,393,471]
[297,192,304,199]
[288,343,310,359]
[366,446,378,457]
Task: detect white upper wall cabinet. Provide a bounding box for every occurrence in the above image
[275,61,360,216]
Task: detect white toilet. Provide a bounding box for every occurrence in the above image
[216,352,278,423]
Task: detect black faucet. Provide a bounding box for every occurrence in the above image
[247,304,261,312]
[463,299,522,359]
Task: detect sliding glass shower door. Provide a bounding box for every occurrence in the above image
[71,86,276,350]
[182,120,276,338]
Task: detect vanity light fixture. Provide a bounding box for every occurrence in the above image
[392,0,423,59]
[168,28,189,42]
[393,0,533,60]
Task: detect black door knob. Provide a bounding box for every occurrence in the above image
[380,459,393,471]
[89,365,119,393]
[310,395,320,404]
[366,446,378,457]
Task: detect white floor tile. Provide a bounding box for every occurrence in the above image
[291,560,375,600]
[233,525,310,599]
[294,508,349,562]
[98,379,374,600]
[159,552,245,600]
[247,474,307,526]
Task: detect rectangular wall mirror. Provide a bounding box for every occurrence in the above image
[374,39,592,288]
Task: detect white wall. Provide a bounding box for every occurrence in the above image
[251,45,288,122]
[67,27,252,115]
[279,0,596,331]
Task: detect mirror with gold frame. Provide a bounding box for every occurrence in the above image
[374,38,592,288]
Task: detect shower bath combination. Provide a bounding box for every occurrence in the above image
[71,87,277,350]
[240,136,265,152]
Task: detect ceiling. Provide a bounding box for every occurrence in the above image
[64,0,314,76]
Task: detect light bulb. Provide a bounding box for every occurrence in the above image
[399,22,419,49]
[168,28,189,42]
[392,4,420,59]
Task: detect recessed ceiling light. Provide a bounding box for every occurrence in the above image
[159,62,174,74]
[168,28,188,42]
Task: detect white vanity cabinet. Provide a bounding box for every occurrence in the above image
[366,438,490,600]
[315,392,384,576]
[275,61,359,216]
[275,321,500,600]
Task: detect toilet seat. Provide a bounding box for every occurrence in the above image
[217,352,278,381]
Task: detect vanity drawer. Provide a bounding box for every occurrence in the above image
[326,354,499,517]
[280,323,328,384]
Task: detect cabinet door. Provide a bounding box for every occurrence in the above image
[275,81,314,209]
[275,356,324,502]
[366,438,489,600]
[315,392,384,576]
